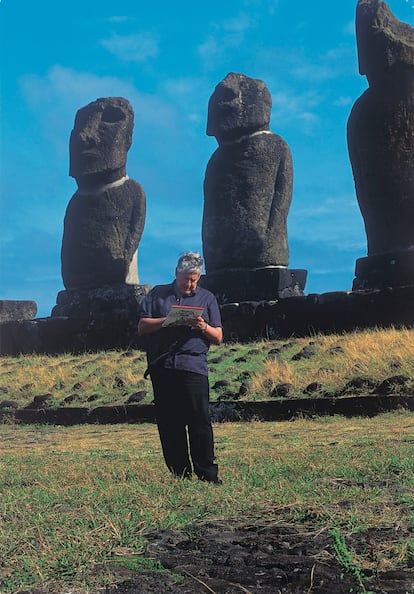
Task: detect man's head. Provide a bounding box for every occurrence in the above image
[206,72,271,143]
[175,252,203,296]
[69,97,134,182]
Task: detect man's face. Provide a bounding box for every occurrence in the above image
[175,271,200,296]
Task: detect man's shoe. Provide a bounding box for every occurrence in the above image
[200,477,222,485]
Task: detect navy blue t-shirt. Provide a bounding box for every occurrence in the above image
[139,281,222,376]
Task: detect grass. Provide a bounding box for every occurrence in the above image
[0,412,413,593]
[0,326,413,592]
[0,326,413,408]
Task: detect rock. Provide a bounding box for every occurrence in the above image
[0,400,19,409]
[375,375,411,395]
[126,391,147,404]
[341,377,378,394]
[292,345,317,361]
[238,381,251,397]
[27,394,54,409]
[270,383,292,398]
[212,379,232,389]
[113,376,126,389]
[304,382,323,394]
[0,300,37,322]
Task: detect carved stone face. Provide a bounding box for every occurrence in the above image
[356,0,414,85]
[206,72,271,142]
[69,97,134,180]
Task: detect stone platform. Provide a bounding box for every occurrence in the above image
[52,283,150,318]
[353,251,414,290]
[1,394,413,426]
[0,300,37,323]
[199,267,307,303]
[1,285,413,355]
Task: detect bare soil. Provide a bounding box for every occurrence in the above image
[105,519,414,594]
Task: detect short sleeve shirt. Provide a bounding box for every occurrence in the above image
[139,281,222,376]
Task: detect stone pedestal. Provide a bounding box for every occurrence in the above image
[199,267,307,304]
[353,251,414,291]
[0,300,37,322]
[51,283,150,319]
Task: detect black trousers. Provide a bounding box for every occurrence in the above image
[150,367,218,481]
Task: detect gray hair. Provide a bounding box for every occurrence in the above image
[176,251,203,275]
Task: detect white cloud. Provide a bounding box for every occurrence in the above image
[292,46,355,82]
[101,32,159,62]
[289,193,366,251]
[197,36,223,65]
[241,0,280,14]
[19,66,142,153]
[343,20,355,36]
[333,95,353,107]
[106,16,132,24]
[197,12,254,69]
[221,13,253,33]
[19,65,178,135]
[270,90,321,134]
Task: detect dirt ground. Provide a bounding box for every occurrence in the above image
[105,519,414,594]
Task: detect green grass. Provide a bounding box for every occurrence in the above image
[0,412,413,593]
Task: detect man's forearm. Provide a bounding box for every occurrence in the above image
[138,317,166,335]
[202,323,223,345]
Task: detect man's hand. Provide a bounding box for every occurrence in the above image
[138,317,167,335]
[187,316,223,344]
[186,315,207,331]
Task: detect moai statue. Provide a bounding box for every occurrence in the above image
[347,0,414,290]
[201,72,306,303]
[53,97,148,318]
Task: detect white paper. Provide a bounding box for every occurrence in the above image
[162,305,204,327]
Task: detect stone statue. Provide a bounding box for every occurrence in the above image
[201,72,306,302]
[347,0,414,290]
[53,97,148,319]
[61,96,146,289]
[203,72,293,272]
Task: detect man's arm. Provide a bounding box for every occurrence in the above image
[186,315,223,344]
[138,317,166,336]
[203,322,223,345]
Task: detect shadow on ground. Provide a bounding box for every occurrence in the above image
[105,520,414,594]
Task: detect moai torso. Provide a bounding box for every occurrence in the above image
[347,0,414,256]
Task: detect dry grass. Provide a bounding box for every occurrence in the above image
[250,326,414,397]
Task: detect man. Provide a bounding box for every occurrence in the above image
[138,252,223,484]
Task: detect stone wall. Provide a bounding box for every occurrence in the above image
[1,286,413,356]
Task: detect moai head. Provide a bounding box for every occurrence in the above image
[206,72,272,143]
[69,97,134,184]
[356,0,414,86]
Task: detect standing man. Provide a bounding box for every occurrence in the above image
[138,252,223,484]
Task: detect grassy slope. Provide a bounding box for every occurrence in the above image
[0,326,413,409]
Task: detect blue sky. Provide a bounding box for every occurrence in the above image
[1,0,413,317]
